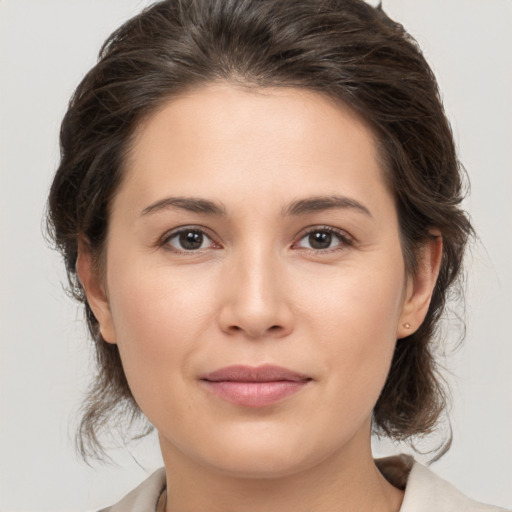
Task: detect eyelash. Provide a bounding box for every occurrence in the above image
[159,225,354,254]
[293,226,354,253]
[159,226,220,254]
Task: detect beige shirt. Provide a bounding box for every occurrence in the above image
[100,455,509,512]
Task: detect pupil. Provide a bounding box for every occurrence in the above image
[179,231,203,250]
[309,231,332,249]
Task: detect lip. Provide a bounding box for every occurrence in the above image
[200,365,312,408]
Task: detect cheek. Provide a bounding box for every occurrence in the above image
[300,253,405,337]
[109,258,217,337]
[299,258,405,407]
[105,261,219,405]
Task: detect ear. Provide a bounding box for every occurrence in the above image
[397,233,443,339]
[76,238,117,344]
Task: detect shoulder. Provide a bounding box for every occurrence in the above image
[98,468,166,512]
[403,460,509,512]
[377,455,510,512]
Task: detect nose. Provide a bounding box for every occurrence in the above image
[218,247,294,339]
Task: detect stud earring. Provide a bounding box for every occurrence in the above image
[403,322,411,329]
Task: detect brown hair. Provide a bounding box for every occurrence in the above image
[47,0,472,460]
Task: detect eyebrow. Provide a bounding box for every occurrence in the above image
[141,197,227,217]
[283,195,372,217]
[140,194,371,218]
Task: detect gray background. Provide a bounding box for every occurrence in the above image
[1,0,511,510]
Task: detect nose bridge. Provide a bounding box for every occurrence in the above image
[239,243,277,307]
[219,239,292,338]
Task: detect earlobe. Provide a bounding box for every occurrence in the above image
[76,239,117,344]
[397,234,443,339]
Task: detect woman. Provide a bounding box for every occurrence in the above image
[46,0,508,510]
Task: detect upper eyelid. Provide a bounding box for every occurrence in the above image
[159,225,219,247]
[161,224,215,238]
[295,225,353,241]
[292,226,355,251]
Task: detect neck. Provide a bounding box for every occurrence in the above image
[159,428,404,512]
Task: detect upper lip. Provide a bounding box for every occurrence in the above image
[201,364,311,382]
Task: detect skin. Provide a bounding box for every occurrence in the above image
[78,83,442,512]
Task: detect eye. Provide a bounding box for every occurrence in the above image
[294,227,352,251]
[163,228,218,252]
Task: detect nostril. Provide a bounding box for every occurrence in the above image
[227,324,284,336]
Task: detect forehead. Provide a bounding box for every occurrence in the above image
[118,83,389,213]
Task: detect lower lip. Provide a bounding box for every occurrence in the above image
[202,380,309,407]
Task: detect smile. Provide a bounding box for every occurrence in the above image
[200,365,312,408]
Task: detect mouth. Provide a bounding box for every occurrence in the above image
[199,364,312,408]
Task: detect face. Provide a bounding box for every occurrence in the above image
[80,83,437,478]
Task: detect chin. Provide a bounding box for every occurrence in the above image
[189,424,339,479]
[208,448,316,479]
